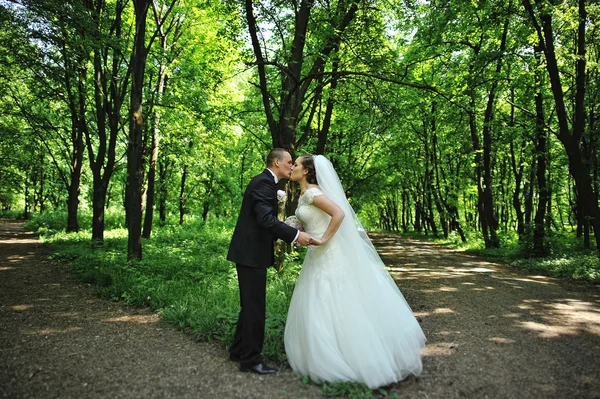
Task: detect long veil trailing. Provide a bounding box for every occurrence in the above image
[312,155,411,302]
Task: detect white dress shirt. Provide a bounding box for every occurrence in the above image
[266,168,299,243]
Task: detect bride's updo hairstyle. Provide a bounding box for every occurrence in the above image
[300,155,318,184]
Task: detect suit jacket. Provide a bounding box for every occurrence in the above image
[227,169,298,268]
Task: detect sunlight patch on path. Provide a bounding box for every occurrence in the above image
[23,327,84,335]
[10,304,34,311]
[103,315,159,324]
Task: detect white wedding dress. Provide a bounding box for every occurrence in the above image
[284,173,426,389]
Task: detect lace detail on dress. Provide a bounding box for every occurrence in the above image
[296,187,328,238]
[300,187,323,206]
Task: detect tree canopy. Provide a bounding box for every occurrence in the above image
[1,0,599,258]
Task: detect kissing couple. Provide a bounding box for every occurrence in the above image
[227,148,426,389]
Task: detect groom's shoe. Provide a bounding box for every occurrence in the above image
[240,363,278,375]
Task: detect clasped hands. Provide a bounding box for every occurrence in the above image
[296,231,323,247]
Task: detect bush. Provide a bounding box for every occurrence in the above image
[24,209,127,234]
[0,209,27,219]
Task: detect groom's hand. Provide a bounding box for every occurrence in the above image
[296,231,312,246]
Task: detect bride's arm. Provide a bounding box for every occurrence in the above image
[310,194,345,245]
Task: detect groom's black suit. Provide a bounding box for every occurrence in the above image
[227,169,297,367]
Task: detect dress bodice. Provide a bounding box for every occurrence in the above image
[295,187,330,238]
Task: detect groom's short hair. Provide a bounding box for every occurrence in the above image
[267,148,288,167]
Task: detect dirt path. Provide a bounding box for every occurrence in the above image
[370,233,600,399]
[0,221,320,399]
[1,221,599,398]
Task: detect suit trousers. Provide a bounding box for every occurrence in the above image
[229,264,267,367]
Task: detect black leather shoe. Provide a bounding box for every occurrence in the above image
[240,363,278,375]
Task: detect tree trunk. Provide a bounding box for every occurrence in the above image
[479,17,508,248]
[86,0,125,243]
[430,101,449,238]
[126,0,150,260]
[532,47,548,256]
[523,0,600,249]
[158,157,168,224]
[64,59,86,233]
[510,138,525,238]
[524,159,536,226]
[202,171,215,222]
[179,164,188,225]
[316,53,340,155]
[91,178,107,243]
[66,119,83,233]
[24,175,30,218]
[143,39,168,238]
[401,188,408,233]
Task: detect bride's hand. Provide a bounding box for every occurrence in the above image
[309,237,324,246]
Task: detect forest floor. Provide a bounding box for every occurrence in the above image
[1,220,599,399]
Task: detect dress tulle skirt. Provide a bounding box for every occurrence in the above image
[284,236,426,389]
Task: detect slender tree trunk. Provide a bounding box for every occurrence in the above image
[480,17,508,248]
[92,178,107,242]
[202,171,214,222]
[401,188,408,233]
[158,158,168,225]
[414,196,422,233]
[423,120,438,237]
[179,164,188,225]
[524,158,536,226]
[37,168,44,214]
[143,40,168,238]
[24,174,30,217]
[126,0,150,260]
[532,47,549,256]
[469,91,491,244]
[66,122,83,233]
[64,67,85,232]
[510,138,525,238]
[316,52,339,155]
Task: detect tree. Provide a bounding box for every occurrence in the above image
[244,0,360,153]
[523,0,600,249]
[126,0,151,260]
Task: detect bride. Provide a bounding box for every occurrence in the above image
[284,154,426,389]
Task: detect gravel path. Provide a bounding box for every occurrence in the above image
[1,221,599,398]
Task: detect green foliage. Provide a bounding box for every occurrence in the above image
[0,209,27,219]
[24,209,126,234]
[511,255,600,283]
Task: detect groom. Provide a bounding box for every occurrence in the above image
[227,148,312,375]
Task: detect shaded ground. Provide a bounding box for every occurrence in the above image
[1,221,599,398]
